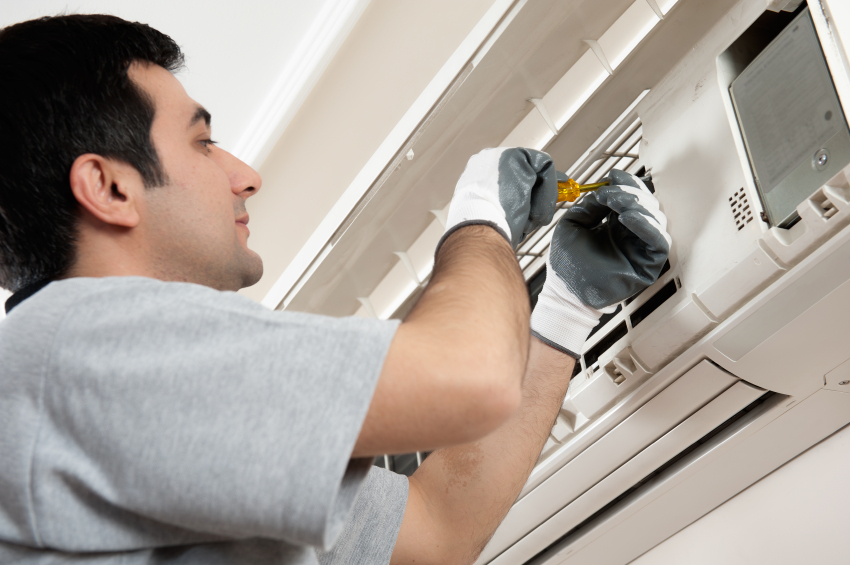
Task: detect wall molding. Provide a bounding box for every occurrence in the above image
[231,0,372,169]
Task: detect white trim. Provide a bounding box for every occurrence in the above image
[394,251,422,286]
[231,0,371,169]
[529,98,560,135]
[471,0,528,68]
[356,297,378,318]
[583,39,614,75]
[430,209,448,229]
[645,0,665,20]
[261,0,522,310]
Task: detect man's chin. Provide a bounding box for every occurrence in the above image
[238,251,264,289]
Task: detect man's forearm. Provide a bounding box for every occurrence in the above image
[355,224,531,456]
[405,223,530,387]
[391,338,575,565]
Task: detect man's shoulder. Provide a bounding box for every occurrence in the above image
[0,277,270,357]
[3,276,395,337]
[1,275,399,379]
[15,276,260,317]
[47,275,242,302]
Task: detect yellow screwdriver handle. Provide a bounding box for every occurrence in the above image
[556,178,610,202]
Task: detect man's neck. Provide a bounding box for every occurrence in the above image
[67,221,157,281]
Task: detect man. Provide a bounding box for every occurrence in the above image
[0,14,670,565]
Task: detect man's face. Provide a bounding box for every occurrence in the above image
[128,63,263,291]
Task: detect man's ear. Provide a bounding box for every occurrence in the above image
[69,154,142,228]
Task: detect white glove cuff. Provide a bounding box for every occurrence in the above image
[444,191,512,244]
[531,278,604,359]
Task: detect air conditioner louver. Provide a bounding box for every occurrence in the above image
[476,360,764,564]
[526,390,780,565]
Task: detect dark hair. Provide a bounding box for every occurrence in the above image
[0,14,184,291]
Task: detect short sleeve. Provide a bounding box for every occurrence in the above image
[29,278,399,551]
[317,467,409,565]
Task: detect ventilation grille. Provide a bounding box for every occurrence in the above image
[582,272,679,372]
[373,451,429,476]
[521,116,680,379]
[729,188,754,230]
[515,119,646,278]
[528,250,678,378]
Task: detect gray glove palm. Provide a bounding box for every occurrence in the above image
[441,148,559,250]
[531,170,671,358]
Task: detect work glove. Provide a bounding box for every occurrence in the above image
[439,148,559,251]
[531,169,671,358]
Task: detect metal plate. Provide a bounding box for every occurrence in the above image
[731,8,850,227]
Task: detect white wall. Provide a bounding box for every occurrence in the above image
[0,0,363,152]
[630,422,850,565]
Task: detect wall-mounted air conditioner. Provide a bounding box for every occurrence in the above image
[262,0,850,563]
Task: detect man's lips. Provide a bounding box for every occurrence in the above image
[236,215,250,236]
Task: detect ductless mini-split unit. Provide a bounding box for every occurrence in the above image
[264,0,850,563]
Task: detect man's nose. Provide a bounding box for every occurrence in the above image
[217,147,262,198]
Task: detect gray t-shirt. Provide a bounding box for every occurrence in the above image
[0,277,408,564]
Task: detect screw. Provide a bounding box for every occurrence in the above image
[839,380,850,386]
[814,148,830,171]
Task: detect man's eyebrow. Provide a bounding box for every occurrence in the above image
[188,106,211,130]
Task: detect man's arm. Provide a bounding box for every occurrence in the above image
[391,337,573,565]
[353,148,560,458]
[389,169,671,565]
[353,224,529,457]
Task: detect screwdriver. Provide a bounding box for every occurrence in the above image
[557,173,653,202]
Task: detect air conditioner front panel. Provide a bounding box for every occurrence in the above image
[533,388,850,565]
[481,359,739,561]
[488,380,766,565]
[478,361,761,564]
[476,0,850,559]
[709,221,850,397]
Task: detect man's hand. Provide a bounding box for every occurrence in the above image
[442,148,559,249]
[532,169,671,357]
